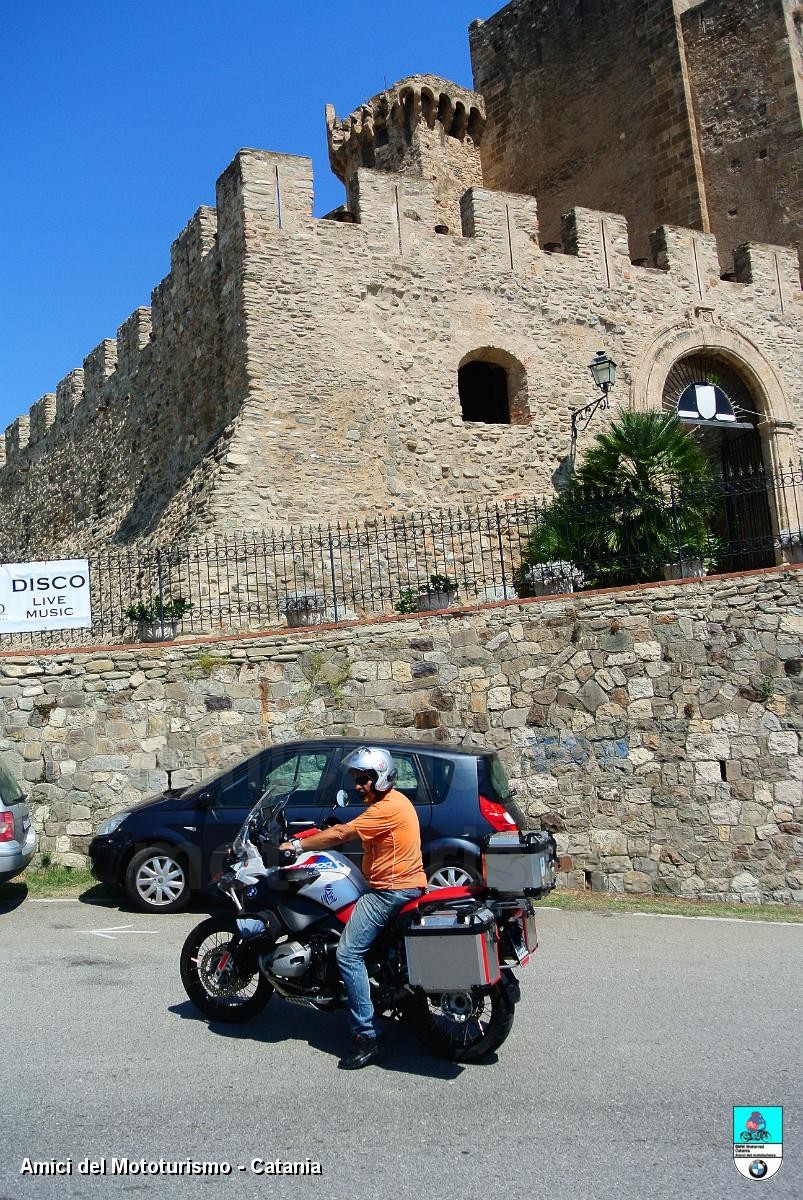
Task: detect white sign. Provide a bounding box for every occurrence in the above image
[0,559,92,634]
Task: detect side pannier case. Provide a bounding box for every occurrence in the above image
[404,905,500,991]
[483,830,557,898]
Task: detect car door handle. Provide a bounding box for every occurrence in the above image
[288,820,316,828]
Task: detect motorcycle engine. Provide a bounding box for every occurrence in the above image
[265,941,312,979]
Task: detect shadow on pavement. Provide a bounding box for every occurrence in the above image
[168,996,501,1079]
[0,882,28,914]
[78,887,221,915]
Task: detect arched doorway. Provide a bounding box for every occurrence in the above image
[661,354,774,569]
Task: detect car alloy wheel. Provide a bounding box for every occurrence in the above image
[427,862,480,890]
[125,845,190,913]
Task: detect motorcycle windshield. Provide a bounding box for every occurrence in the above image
[232,783,289,854]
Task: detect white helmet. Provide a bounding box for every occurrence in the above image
[342,746,398,793]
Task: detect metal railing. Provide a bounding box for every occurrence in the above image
[1,461,801,650]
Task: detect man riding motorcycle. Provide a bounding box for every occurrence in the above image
[280,746,426,1070]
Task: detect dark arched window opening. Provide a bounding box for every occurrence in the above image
[459,361,510,424]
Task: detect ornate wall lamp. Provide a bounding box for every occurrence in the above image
[569,349,617,463]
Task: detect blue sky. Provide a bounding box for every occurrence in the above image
[1,1,494,435]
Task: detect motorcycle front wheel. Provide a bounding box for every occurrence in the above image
[405,979,515,1062]
[180,915,274,1024]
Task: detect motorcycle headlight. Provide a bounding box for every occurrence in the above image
[96,812,131,836]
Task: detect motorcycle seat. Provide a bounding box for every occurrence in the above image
[397,885,483,915]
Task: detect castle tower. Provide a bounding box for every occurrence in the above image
[326,75,486,233]
[470,0,803,266]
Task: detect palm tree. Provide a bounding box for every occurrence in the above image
[515,410,716,592]
[577,409,711,491]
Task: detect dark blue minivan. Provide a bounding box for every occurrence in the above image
[88,738,522,913]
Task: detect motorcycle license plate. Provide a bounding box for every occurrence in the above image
[510,906,538,965]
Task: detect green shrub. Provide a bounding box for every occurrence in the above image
[125,594,192,623]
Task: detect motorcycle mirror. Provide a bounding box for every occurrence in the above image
[336,789,349,808]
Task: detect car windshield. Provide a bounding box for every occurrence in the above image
[0,759,24,806]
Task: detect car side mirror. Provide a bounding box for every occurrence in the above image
[336,789,349,808]
[197,791,214,811]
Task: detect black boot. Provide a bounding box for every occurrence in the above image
[338,1035,380,1070]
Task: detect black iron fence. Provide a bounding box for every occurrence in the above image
[2,462,801,650]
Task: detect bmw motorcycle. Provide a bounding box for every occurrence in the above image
[179,785,556,1062]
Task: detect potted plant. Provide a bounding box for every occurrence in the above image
[416,573,458,612]
[661,547,705,580]
[521,559,583,596]
[394,588,419,615]
[776,528,803,565]
[125,595,192,641]
[282,592,325,628]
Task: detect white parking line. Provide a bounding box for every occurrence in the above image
[79,923,160,940]
[539,905,803,927]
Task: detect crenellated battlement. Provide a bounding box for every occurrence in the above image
[327,77,486,233]
[326,75,485,184]
[3,149,801,475]
[28,393,56,446]
[116,308,152,377]
[1,140,800,553]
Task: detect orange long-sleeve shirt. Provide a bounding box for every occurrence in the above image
[298,790,426,890]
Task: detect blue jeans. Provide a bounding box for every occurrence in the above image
[336,887,423,1040]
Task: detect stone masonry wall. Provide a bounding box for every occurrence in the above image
[470,0,803,265]
[0,172,257,556]
[201,152,803,534]
[680,0,803,268]
[469,0,709,259]
[1,144,801,551]
[1,569,801,903]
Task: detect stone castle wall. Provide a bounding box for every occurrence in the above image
[0,214,245,556]
[680,0,803,266]
[469,0,709,259]
[1,568,801,903]
[470,0,803,265]
[2,147,801,555]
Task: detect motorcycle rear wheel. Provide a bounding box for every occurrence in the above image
[180,915,274,1024]
[405,979,515,1062]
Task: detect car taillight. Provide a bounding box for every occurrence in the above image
[479,794,518,832]
[0,812,14,842]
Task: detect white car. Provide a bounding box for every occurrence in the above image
[0,758,36,883]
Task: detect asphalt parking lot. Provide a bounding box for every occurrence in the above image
[2,895,801,1200]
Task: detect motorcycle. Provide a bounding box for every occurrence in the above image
[179,783,556,1062]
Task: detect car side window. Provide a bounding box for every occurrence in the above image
[417,755,455,804]
[263,751,331,807]
[213,757,268,809]
[334,752,429,806]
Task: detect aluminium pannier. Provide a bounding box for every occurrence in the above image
[404,905,500,991]
[483,830,557,898]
